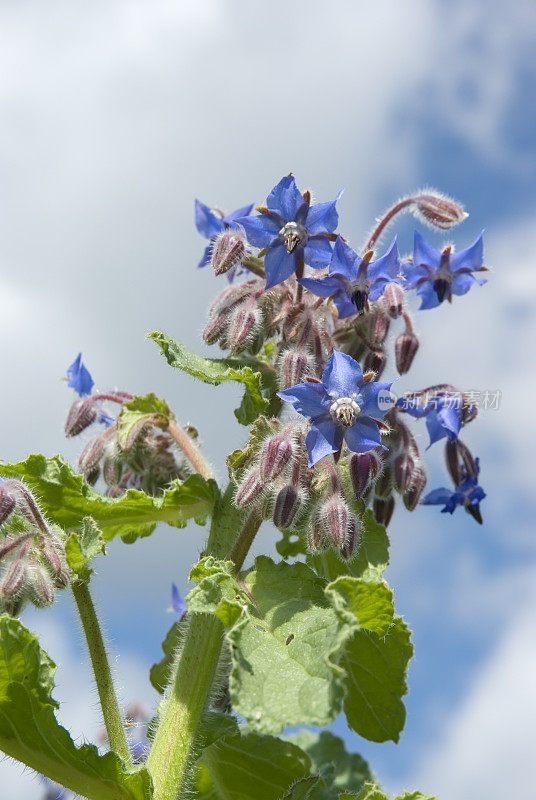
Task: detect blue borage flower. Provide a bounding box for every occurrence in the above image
[396,392,476,448]
[170,583,187,618]
[422,458,486,523]
[195,199,254,281]
[278,350,393,467]
[298,235,402,316]
[403,230,487,309]
[66,353,94,397]
[235,175,341,289]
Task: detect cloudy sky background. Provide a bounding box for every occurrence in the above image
[1,0,536,797]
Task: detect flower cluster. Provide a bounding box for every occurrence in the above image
[197,176,488,541]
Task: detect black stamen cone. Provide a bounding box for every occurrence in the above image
[352,289,368,313]
[465,502,483,524]
[433,278,449,303]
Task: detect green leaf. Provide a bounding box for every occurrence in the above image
[307,511,390,583]
[186,557,249,628]
[65,517,105,583]
[288,730,373,794]
[195,731,311,800]
[0,454,218,543]
[340,783,435,800]
[116,394,174,450]
[149,618,187,694]
[341,617,413,743]
[325,577,394,636]
[148,331,272,425]
[281,775,331,800]
[0,615,152,800]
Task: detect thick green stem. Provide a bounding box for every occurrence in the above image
[147,486,261,799]
[71,582,131,766]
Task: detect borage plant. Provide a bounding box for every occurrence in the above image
[0,175,488,800]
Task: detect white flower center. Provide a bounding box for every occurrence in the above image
[279,221,307,254]
[330,396,361,427]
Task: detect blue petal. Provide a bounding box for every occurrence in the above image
[368,277,391,302]
[171,583,187,617]
[266,175,304,222]
[264,242,298,288]
[449,231,484,273]
[396,396,428,418]
[468,486,486,504]
[358,381,394,418]
[421,487,454,506]
[195,199,224,240]
[401,261,428,290]
[329,236,360,281]
[197,243,213,269]
[303,235,333,269]
[322,350,364,398]
[224,203,254,223]
[417,281,442,310]
[413,230,441,270]
[343,416,382,452]
[305,192,342,235]
[236,213,281,248]
[333,293,359,319]
[306,420,342,467]
[368,237,400,282]
[435,402,462,437]
[278,382,331,419]
[298,275,344,298]
[66,353,94,397]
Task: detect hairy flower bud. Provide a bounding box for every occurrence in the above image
[235,468,264,508]
[0,490,16,526]
[272,485,302,529]
[403,468,427,511]
[363,348,385,378]
[227,304,261,353]
[1,556,28,599]
[368,309,390,347]
[395,332,419,375]
[374,461,393,499]
[279,348,315,389]
[65,398,97,436]
[349,452,381,499]
[31,563,56,606]
[211,229,247,276]
[320,495,352,548]
[103,453,123,487]
[340,516,362,561]
[414,191,468,230]
[394,452,415,493]
[373,495,395,527]
[259,435,294,481]
[203,311,229,346]
[383,283,404,318]
[79,435,107,474]
[306,516,329,553]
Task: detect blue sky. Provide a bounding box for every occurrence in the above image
[1,1,536,797]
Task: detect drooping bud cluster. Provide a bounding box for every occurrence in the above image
[0,479,69,613]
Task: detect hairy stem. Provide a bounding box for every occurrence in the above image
[147,488,262,799]
[71,581,131,766]
[168,421,213,480]
[365,197,415,251]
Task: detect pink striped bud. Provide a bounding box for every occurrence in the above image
[228,305,261,353]
[349,452,381,499]
[79,435,107,474]
[103,454,123,487]
[211,230,247,276]
[107,486,125,498]
[414,191,467,231]
[40,538,64,579]
[383,283,404,318]
[340,516,361,561]
[374,461,393,499]
[395,332,419,375]
[306,517,329,553]
[394,453,415,493]
[203,311,229,345]
[368,309,390,347]
[373,495,395,527]
[279,348,314,389]
[65,398,97,436]
[1,557,28,599]
[259,435,294,481]
[320,495,352,548]
[403,468,427,511]
[208,283,254,317]
[272,485,302,529]
[32,564,56,606]
[235,468,264,508]
[0,490,16,526]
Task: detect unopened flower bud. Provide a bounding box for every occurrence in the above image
[395,332,419,375]
[203,311,229,346]
[368,309,390,347]
[445,440,477,486]
[306,516,329,553]
[259,435,294,481]
[363,348,385,378]
[394,452,415,493]
[1,556,28,599]
[373,495,395,527]
[211,229,247,276]
[79,435,107,474]
[415,191,468,231]
[383,283,404,318]
[320,495,352,548]
[40,537,65,579]
[235,468,264,508]
[103,453,123,487]
[340,516,362,561]
[374,461,393,499]
[403,468,427,511]
[279,348,314,389]
[272,485,302,529]
[227,305,261,353]
[107,485,125,498]
[349,452,381,499]
[65,398,97,436]
[31,564,56,606]
[0,490,16,525]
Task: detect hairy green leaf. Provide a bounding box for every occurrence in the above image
[148,331,273,425]
[341,783,435,800]
[116,393,174,450]
[65,517,105,583]
[0,615,152,800]
[0,454,218,543]
[149,618,187,694]
[342,617,413,743]
[325,577,394,636]
[288,730,373,794]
